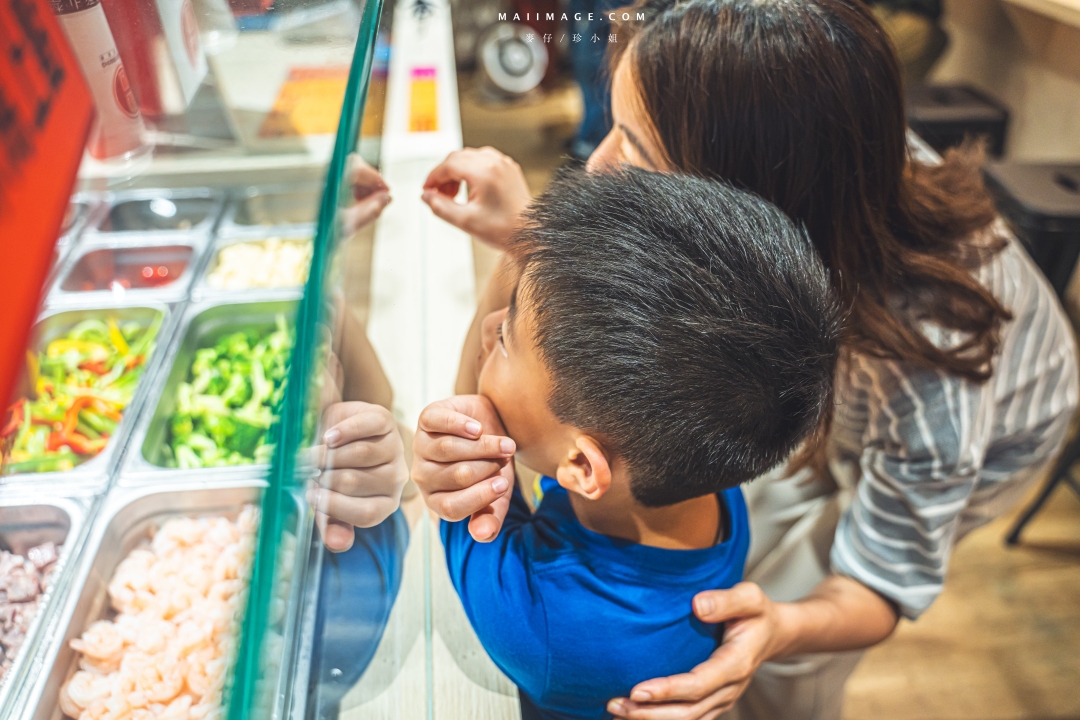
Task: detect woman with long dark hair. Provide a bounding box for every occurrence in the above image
[409,1,1078,717]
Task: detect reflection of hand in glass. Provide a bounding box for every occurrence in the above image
[340,153,392,235]
[411,395,517,543]
[309,402,409,552]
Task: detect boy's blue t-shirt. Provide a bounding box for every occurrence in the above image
[440,477,750,720]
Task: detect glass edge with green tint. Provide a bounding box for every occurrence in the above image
[227,0,386,716]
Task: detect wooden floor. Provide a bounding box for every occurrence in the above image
[456,71,1080,720]
[846,486,1080,720]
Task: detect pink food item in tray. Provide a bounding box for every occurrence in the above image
[59,507,258,720]
[0,542,63,681]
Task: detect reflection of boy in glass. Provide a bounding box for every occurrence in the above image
[431,169,840,718]
[309,511,410,720]
[305,154,410,719]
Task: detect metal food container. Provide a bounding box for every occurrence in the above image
[47,237,209,307]
[219,184,321,237]
[1,303,176,490]
[0,494,88,720]
[17,481,312,720]
[48,195,106,288]
[193,232,314,301]
[121,296,300,485]
[88,189,225,239]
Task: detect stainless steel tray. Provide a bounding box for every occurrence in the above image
[16,480,312,720]
[86,189,225,240]
[1,302,178,491]
[0,493,89,720]
[48,195,107,290]
[218,184,321,238]
[192,231,315,302]
[120,295,300,485]
[47,235,211,307]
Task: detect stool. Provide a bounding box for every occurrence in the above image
[984,163,1080,297]
[985,162,1080,544]
[906,84,1009,157]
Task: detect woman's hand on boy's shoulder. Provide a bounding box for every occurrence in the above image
[607,583,785,720]
[412,395,517,542]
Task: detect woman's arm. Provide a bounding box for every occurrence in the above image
[613,355,990,719]
[419,147,533,394]
[608,577,898,719]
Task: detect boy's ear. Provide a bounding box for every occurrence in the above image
[556,435,612,500]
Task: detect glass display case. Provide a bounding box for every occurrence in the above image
[0,0,514,715]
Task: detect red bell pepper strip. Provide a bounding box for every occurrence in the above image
[65,432,109,455]
[62,397,94,437]
[79,359,110,375]
[0,400,25,438]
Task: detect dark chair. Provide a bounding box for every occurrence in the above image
[906,84,1009,157]
[982,162,1080,544]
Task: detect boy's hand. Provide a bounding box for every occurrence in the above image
[309,402,410,552]
[412,395,517,542]
[341,153,391,235]
[421,147,532,250]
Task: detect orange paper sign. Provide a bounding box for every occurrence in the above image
[259,66,350,138]
[408,66,437,133]
[0,0,94,410]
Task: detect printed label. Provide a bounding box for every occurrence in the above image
[408,66,437,133]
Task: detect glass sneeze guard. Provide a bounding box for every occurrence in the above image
[227,0,386,717]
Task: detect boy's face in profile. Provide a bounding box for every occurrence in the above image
[476,288,572,480]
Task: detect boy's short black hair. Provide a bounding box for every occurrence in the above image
[511,168,840,507]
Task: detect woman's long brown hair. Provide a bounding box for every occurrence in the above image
[612,0,1011,383]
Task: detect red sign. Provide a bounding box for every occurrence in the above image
[0,0,93,411]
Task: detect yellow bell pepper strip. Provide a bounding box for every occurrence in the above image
[107,318,130,355]
[2,313,161,476]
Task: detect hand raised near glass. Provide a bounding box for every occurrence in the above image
[421,147,532,250]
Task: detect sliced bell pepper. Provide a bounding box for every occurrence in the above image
[107,318,130,355]
[65,432,109,455]
[1,399,25,438]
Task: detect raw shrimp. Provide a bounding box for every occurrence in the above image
[204,518,239,549]
[107,555,153,615]
[151,518,207,556]
[211,544,244,583]
[237,505,258,535]
[140,655,187,704]
[130,616,177,656]
[60,506,258,720]
[81,691,131,720]
[59,671,111,716]
[173,619,210,656]
[190,690,223,720]
[157,693,194,720]
[71,621,126,665]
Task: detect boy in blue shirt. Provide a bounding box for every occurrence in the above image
[423,169,840,719]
